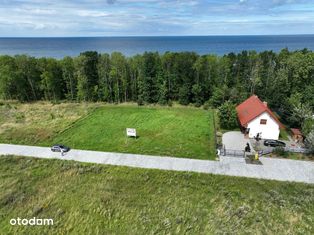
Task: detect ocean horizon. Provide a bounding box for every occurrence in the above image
[1,35,314,58]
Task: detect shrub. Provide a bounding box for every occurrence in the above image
[305,129,314,154]
[137,98,144,106]
[218,101,238,129]
[273,147,288,157]
[194,102,202,108]
[203,101,210,110]
[216,131,223,137]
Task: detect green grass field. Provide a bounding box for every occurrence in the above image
[0,102,216,159]
[0,156,313,235]
[50,105,215,159]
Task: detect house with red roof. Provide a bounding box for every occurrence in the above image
[236,95,283,140]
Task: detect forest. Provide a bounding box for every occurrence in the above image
[0,49,313,139]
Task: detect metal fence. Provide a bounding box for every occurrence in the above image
[259,149,272,156]
[259,147,310,155]
[220,145,310,158]
[284,147,309,153]
[219,145,245,157]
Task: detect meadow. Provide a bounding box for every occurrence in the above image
[0,102,216,159]
[0,101,99,145]
[0,156,313,235]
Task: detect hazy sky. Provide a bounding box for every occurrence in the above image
[0,0,314,37]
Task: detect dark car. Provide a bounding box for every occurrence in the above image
[263,140,286,147]
[51,144,70,152]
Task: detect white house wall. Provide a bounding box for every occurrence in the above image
[247,112,280,140]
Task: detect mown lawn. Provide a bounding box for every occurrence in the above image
[50,105,215,159]
[0,156,313,235]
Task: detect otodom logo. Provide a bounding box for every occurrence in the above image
[10,217,54,226]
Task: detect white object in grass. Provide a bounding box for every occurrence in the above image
[126,128,137,137]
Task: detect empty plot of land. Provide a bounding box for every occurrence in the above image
[51,105,216,159]
[0,101,99,145]
[0,102,216,160]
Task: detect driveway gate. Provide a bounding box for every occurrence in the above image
[220,145,245,158]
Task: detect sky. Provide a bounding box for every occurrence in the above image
[0,0,314,37]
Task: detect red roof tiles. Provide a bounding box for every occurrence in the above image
[236,95,283,128]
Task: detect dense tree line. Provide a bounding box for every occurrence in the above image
[0,49,313,133]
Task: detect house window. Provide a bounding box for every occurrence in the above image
[260,119,267,125]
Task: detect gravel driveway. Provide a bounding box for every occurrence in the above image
[0,143,313,184]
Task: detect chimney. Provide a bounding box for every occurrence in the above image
[263,101,268,107]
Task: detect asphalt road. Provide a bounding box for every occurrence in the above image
[0,144,313,184]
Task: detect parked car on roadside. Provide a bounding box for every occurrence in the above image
[263,140,286,147]
[51,144,70,152]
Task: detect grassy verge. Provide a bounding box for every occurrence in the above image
[0,156,313,235]
[50,105,215,159]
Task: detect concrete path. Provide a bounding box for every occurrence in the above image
[0,144,313,184]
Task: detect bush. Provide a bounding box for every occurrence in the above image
[216,131,223,137]
[273,147,288,157]
[218,101,238,129]
[194,103,202,108]
[137,98,144,106]
[305,129,314,154]
[203,101,210,110]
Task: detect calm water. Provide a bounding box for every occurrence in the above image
[0,35,314,58]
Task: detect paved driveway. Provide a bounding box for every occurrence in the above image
[0,144,313,184]
[222,131,251,151]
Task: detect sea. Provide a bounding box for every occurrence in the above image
[0,35,314,58]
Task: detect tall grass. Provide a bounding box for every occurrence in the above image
[0,102,100,145]
[0,156,313,234]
